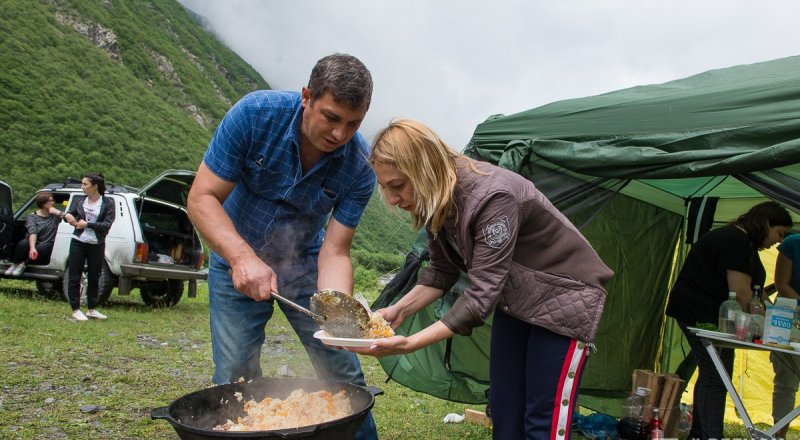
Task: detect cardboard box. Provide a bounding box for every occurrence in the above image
[764,297,796,346]
[632,369,686,437]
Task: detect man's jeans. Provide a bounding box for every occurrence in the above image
[208,259,378,439]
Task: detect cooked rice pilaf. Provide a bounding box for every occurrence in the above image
[364,314,394,339]
[213,389,352,431]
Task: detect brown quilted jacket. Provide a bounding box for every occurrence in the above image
[416,160,614,342]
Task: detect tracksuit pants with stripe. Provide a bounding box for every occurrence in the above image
[490,309,588,440]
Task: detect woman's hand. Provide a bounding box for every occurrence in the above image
[73,220,88,229]
[28,248,39,260]
[375,305,406,329]
[346,335,413,357]
[346,321,455,358]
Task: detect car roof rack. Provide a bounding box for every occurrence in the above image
[43,177,130,194]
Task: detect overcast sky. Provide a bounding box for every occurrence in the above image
[177,0,800,149]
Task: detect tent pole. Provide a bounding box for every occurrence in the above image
[659,200,692,373]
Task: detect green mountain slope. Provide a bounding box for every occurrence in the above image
[0,0,266,197]
[0,0,416,257]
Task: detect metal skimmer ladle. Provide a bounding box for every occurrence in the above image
[310,289,372,339]
[268,289,370,338]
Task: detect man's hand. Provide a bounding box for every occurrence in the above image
[229,255,279,301]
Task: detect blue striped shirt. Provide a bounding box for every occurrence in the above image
[203,90,375,267]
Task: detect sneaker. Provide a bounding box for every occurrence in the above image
[72,310,88,321]
[3,264,17,276]
[86,310,107,320]
[10,262,26,276]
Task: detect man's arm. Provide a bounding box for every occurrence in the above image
[317,217,356,294]
[187,162,278,300]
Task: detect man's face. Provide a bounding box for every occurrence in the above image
[300,88,368,154]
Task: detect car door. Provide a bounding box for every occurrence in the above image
[136,169,195,207]
[0,181,13,259]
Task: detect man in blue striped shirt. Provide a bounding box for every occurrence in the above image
[188,53,378,439]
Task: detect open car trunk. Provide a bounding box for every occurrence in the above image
[137,197,202,268]
[136,169,201,268]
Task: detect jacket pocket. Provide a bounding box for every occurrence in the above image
[500,262,607,342]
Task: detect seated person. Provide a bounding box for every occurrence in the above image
[4,193,66,276]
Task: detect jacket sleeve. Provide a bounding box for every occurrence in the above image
[441,191,520,335]
[64,197,80,222]
[87,197,115,234]
[415,228,460,292]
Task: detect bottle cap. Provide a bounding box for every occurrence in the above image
[729,291,736,298]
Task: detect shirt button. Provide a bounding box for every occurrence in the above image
[577,342,585,350]
[530,317,535,322]
[503,306,509,311]
[568,371,575,378]
[561,399,569,406]
[558,428,566,436]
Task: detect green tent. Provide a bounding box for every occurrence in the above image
[375,55,800,416]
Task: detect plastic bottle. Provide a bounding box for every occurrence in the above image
[678,403,692,438]
[617,387,650,440]
[749,285,766,341]
[718,291,739,334]
[650,407,664,440]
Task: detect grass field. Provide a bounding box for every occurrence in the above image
[0,280,778,439]
[0,281,491,439]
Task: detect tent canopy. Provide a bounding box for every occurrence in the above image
[376,55,800,417]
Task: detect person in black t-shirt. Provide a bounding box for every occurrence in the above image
[666,201,792,440]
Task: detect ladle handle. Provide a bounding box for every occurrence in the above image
[271,291,325,322]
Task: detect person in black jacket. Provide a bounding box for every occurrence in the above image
[63,173,115,321]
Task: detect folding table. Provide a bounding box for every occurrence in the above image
[690,328,800,439]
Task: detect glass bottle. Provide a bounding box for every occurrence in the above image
[650,407,664,440]
[718,291,739,334]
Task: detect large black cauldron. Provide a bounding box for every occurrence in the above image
[151,377,376,439]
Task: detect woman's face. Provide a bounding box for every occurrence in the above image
[763,224,790,249]
[373,162,416,214]
[81,178,98,196]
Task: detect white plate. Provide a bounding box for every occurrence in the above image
[313,330,376,348]
[687,327,737,340]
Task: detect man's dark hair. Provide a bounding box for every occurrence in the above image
[308,53,372,109]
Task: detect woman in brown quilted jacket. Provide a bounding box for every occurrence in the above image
[349,119,613,440]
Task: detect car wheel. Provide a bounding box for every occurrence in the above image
[36,279,63,300]
[61,268,88,307]
[97,262,116,305]
[140,279,184,308]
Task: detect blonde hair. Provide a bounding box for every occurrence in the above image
[370,118,482,232]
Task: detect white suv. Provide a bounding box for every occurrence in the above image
[0,170,206,307]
